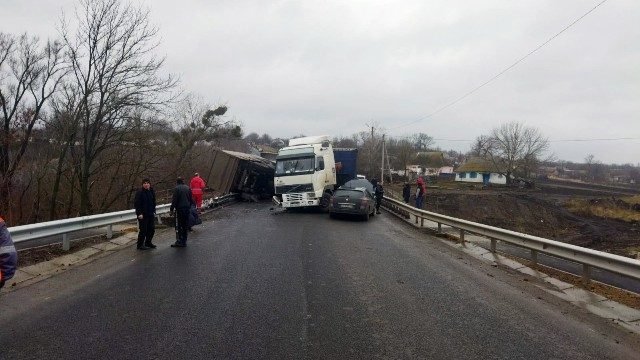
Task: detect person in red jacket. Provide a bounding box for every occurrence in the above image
[190,172,206,210]
[415,177,426,209]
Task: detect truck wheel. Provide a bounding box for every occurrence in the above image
[319,191,332,211]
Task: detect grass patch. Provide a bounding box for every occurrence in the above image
[566,198,640,223]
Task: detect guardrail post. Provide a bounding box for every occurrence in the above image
[490,239,496,253]
[156,214,162,224]
[415,215,418,224]
[107,225,113,239]
[62,233,70,251]
[459,229,465,245]
[531,250,538,265]
[437,223,442,234]
[421,217,424,227]
[582,264,591,287]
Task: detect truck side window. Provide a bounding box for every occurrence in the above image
[316,156,325,171]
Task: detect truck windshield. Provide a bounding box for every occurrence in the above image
[275,157,315,176]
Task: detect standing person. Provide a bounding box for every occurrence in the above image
[134,178,157,250]
[372,179,384,214]
[415,177,426,209]
[171,177,195,248]
[0,216,17,290]
[190,172,206,210]
[402,182,411,204]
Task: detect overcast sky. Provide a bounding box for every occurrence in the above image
[3,0,639,164]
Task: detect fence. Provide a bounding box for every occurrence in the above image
[382,195,640,285]
[9,194,237,250]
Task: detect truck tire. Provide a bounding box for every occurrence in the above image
[319,191,332,211]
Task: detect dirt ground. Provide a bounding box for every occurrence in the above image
[389,179,640,258]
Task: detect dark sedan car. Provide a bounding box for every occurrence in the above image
[328,179,376,221]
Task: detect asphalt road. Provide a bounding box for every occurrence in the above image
[1,202,639,359]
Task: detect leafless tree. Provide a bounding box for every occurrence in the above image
[60,0,177,215]
[388,137,414,177]
[0,32,67,220]
[170,94,239,176]
[469,135,495,157]
[412,133,434,151]
[485,121,549,184]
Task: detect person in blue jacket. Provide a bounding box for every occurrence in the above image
[0,216,18,289]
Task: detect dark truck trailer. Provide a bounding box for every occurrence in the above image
[207,150,275,201]
[333,148,358,187]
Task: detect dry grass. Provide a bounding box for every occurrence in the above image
[566,198,640,223]
[622,195,640,206]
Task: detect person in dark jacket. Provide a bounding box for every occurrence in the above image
[0,216,17,289]
[170,177,195,247]
[402,183,411,204]
[371,178,384,215]
[134,178,157,250]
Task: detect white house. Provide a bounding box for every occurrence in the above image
[455,157,506,185]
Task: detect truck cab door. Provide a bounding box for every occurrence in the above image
[315,156,328,185]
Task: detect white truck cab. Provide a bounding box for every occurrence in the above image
[273,135,336,208]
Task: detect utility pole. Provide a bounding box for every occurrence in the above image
[380,134,385,184]
[370,125,374,179]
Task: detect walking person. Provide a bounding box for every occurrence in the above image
[372,179,384,214]
[171,177,195,248]
[190,172,206,210]
[415,177,426,209]
[402,182,411,204]
[134,178,157,250]
[0,216,17,290]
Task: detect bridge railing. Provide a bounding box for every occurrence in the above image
[382,195,640,285]
[9,194,236,250]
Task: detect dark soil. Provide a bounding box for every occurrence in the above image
[391,180,640,258]
[427,191,640,256]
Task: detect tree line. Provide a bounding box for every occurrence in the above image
[245,121,553,184]
[0,0,241,224]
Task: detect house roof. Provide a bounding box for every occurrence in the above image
[456,157,502,173]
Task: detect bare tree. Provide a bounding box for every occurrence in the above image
[61,0,177,215]
[412,132,434,151]
[389,137,414,178]
[0,32,67,220]
[170,94,239,176]
[469,135,495,157]
[486,121,549,184]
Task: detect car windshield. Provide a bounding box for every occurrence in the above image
[339,179,374,193]
[275,157,315,176]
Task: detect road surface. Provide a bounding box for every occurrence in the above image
[1,202,639,359]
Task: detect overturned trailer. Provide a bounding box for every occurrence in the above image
[206,150,275,202]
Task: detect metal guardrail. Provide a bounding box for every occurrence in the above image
[382,195,640,285]
[8,193,237,250]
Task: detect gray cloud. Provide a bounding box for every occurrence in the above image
[3,0,638,164]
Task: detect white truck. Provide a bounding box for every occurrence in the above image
[272,135,337,209]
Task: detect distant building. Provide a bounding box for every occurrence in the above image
[455,157,506,185]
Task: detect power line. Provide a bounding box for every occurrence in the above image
[390,0,610,131]
[549,137,640,142]
[431,137,640,143]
